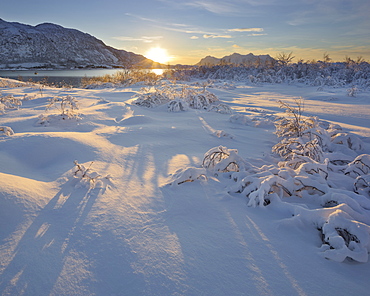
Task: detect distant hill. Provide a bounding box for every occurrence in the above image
[0,18,159,69]
[196,53,274,66]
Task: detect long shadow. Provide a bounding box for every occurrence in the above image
[0,178,98,295]
[160,181,309,295]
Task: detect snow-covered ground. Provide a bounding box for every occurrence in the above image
[0,77,370,295]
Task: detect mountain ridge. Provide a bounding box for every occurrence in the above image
[196,52,274,66]
[0,18,159,69]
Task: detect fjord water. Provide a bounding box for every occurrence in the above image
[0,69,132,87]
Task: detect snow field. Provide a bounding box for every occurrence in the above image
[0,77,370,295]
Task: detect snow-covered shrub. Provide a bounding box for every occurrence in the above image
[273,138,324,163]
[227,155,330,207]
[202,146,246,174]
[81,69,161,88]
[167,99,189,112]
[347,86,358,97]
[134,91,171,108]
[132,84,175,108]
[0,126,14,136]
[354,175,370,197]
[169,121,370,262]
[213,130,234,139]
[344,154,370,177]
[275,99,314,138]
[171,61,370,90]
[37,95,80,126]
[207,103,232,114]
[273,100,326,164]
[214,82,235,90]
[331,132,363,152]
[320,208,370,262]
[170,167,208,185]
[0,94,23,110]
[72,160,112,189]
[132,83,225,112]
[46,95,80,119]
[185,90,219,110]
[164,86,370,262]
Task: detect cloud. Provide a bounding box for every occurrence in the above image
[188,1,237,14]
[113,36,163,43]
[232,44,241,48]
[125,12,242,39]
[125,12,211,35]
[228,28,264,32]
[248,33,267,36]
[158,0,276,15]
[203,34,232,39]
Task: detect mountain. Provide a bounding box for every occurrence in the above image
[196,52,274,66]
[0,19,156,69]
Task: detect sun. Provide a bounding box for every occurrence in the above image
[145,47,171,64]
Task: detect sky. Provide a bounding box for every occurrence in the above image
[2,0,370,65]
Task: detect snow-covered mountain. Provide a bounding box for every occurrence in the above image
[196,52,274,66]
[0,19,152,69]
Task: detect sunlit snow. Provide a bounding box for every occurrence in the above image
[0,75,369,295]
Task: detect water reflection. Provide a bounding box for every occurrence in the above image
[0,68,166,87]
[151,69,164,75]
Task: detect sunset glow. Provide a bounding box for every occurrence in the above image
[145,47,171,64]
[2,0,370,64]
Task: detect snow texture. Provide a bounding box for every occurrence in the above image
[0,74,370,295]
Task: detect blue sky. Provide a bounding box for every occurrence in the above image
[2,0,370,64]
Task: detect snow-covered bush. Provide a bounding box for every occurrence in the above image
[273,99,364,167]
[344,154,370,177]
[185,90,219,110]
[226,156,330,207]
[167,99,189,112]
[274,138,324,163]
[347,86,358,97]
[81,69,161,88]
[72,160,112,189]
[319,207,370,262]
[207,103,232,114]
[169,102,370,262]
[133,90,172,108]
[170,167,208,185]
[354,175,370,197]
[37,95,80,126]
[0,126,14,136]
[273,100,326,163]
[0,94,23,111]
[331,132,363,152]
[202,146,246,174]
[229,113,276,128]
[213,130,234,139]
[46,95,79,118]
[170,61,370,90]
[275,99,315,138]
[132,83,225,113]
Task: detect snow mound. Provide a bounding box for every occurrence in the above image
[229,113,277,128]
[0,126,14,136]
